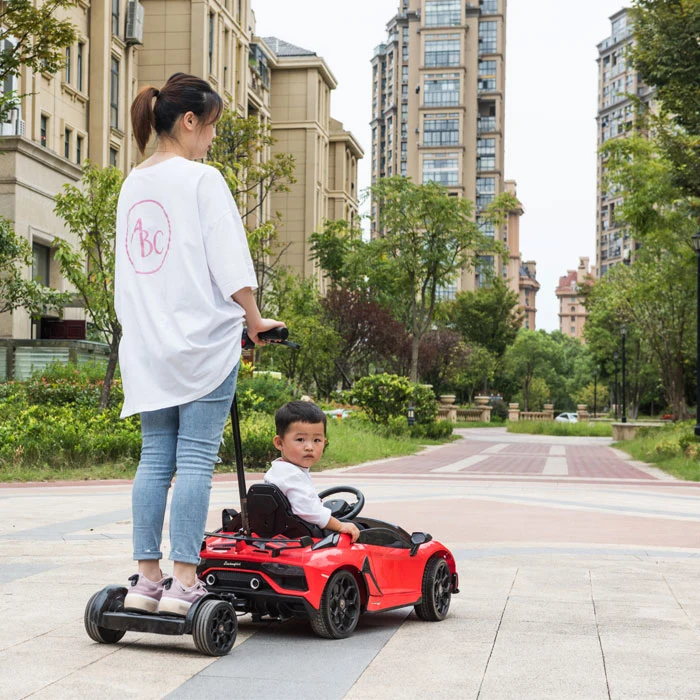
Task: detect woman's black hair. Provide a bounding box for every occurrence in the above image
[131,72,223,154]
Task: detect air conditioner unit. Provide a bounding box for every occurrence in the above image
[125,0,145,45]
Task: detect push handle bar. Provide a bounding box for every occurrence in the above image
[241,326,300,350]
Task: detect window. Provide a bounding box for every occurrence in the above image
[423,113,459,146]
[425,35,460,67]
[571,306,576,312]
[479,60,496,75]
[480,0,498,14]
[477,217,495,238]
[570,326,576,334]
[436,281,458,300]
[65,46,71,83]
[476,256,494,287]
[32,243,50,286]
[77,43,84,91]
[422,152,459,186]
[424,74,460,106]
[425,0,461,26]
[76,135,83,164]
[40,115,48,147]
[112,0,120,37]
[64,128,71,159]
[109,148,118,167]
[209,13,215,74]
[478,78,496,92]
[479,21,497,54]
[477,137,495,170]
[110,58,119,128]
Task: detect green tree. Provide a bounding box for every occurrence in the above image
[368,176,496,382]
[208,111,296,309]
[0,218,72,316]
[630,0,700,200]
[513,376,550,413]
[53,163,123,410]
[453,343,497,404]
[503,330,556,411]
[0,0,77,122]
[447,276,523,359]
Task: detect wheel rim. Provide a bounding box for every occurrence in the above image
[328,575,360,633]
[208,605,236,651]
[432,562,451,616]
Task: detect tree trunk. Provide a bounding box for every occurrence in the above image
[410,335,420,383]
[99,340,120,411]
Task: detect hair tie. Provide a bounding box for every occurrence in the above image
[154,88,160,98]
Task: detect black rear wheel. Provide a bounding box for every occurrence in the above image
[192,600,237,656]
[414,557,451,621]
[84,587,127,644]
[310,570,361,639]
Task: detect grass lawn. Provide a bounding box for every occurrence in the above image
[614,430,700,481]
[0,420,456,482]
[506,420,613,437]
[453,421,505,429]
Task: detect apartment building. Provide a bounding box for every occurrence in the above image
[556,257,595,341]
[0,0,143,340]
[0,1,361,340]
[370,0,510,295]
[596,8,655,278]
[519,260,538,330]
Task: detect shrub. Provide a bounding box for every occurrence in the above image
[410,420,453,439]
[350,374,438,425]
[235,373,299,414]
[489,398,509,422]
[219,411,277,471]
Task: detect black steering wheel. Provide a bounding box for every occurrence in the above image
[318,486,365,520]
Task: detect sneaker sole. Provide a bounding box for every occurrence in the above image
[124,593,160,613]
[158,597,194,616]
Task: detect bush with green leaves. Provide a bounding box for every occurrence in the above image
[410,420,453,439]
[489,398,508,422]
[235,373,299,414]
[219,411,278,471]
[350,373,438,426]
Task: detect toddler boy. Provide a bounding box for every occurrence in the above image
[264,401,360,542]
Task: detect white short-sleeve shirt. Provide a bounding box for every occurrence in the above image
[263,459,332,529]
[114,157,258,417]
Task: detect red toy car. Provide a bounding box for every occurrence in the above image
[198,482,459,639]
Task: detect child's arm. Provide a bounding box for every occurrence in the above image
[326,516,360,543]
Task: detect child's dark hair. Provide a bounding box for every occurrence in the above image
[275,401,327,437]
[131,72,223,154]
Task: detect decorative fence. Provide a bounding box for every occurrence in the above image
[0,340,110,381]
[437,396,493,423]
[508,404,555,422]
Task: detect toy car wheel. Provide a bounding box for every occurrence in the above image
[414,556,452,622]
[84,587,127,644]
[310,570,361,639]
[192,599,238,656]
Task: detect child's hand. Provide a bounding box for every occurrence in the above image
[339,521,360,543]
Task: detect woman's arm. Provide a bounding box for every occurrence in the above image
[232,287,285,345]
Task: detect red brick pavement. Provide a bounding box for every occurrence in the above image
[567,446,655,479]
[463,456,546,474]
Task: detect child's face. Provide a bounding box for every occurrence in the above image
[273,421,327,468]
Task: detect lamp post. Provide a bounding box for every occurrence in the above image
[593,366,599,419]
[621,325,627,424]
[613,351,619,421]
[407,402,415,427]
[693,231,700,436]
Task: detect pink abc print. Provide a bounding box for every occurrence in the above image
[125,199,172,274]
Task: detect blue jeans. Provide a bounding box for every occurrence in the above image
[132,364,239,565]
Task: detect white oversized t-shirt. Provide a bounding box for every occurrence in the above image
[114,157,257,417]
[264,459,332,528]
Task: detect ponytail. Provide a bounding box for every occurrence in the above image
[130,73,223,155]
[131,86,159,154]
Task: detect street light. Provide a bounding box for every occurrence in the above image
[407,402,415,427]
[621,324,627,424]
[593,366,599,419]
[692,231,700,436]
[613,351,619,421]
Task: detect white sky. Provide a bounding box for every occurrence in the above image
[253,0,630,331]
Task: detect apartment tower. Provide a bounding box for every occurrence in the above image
[595,8,654,277]
[556,257,595,341]
[370,0,507,295]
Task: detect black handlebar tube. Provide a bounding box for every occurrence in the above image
[232,326,299,535]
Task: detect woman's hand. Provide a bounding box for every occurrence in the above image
[246,318,286,346]
[232,288,286,346]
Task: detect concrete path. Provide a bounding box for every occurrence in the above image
[1,427,700,699]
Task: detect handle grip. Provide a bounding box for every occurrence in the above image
[241,327,299,350]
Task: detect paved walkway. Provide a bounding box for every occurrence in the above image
[1,427,700,699]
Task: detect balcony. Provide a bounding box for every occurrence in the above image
[477,117,496,133]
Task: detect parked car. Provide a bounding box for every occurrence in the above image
[555,412,578,423]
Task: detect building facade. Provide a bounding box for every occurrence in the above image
[263,37,363,280]
[0,1,361,340]
[556,257,595,341]
[370,0,508,295]
[595,8,655,278]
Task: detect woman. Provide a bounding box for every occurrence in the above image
[114,72,283,616]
